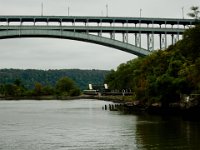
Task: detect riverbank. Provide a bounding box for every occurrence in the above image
[98,95,200,120]
[0,94,133,101]
[0,95,91,100]
[1,94,200,120]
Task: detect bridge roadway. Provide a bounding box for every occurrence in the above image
[0,16,196,56]
[0,26,185,34]
[0,16,195,25]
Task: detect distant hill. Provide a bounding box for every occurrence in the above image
[0,69,110,90]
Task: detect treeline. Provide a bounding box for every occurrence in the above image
[0,77,80,97]
[105,25,200,107]
[0,69,109,90]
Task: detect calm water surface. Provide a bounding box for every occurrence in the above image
[0,99,200,150]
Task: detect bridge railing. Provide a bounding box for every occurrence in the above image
[0,16,196,52]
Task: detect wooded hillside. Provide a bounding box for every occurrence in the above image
[0,69,109,90]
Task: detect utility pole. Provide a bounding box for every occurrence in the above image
[106,4,108,17]
[182,7,184,19]
[140,8,142,18]
[41,2,43,16]
[66,0,70,16]
[68,7,70,16]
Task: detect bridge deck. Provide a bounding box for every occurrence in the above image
[0,26,185,34]
[0,16,196,26]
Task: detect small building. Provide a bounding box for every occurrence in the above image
[83,84,109,95]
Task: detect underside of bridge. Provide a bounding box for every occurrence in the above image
[0,29,150,56]
[0,16,195,56]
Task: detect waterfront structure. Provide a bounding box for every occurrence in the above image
[0,16,196,56]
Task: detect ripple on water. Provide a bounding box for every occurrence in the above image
[0,100,200,150]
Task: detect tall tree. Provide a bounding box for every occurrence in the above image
[34,82,43,96]
[56,77,77,95]
[188,6,200,20]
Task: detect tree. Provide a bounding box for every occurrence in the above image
[56,77,78,95]
[188,6,200,20]
[34,82,43,96]
[14,79,22,86]
[42,85,55,96]
[104,25,200,106]
[3,84,18,97]
[69,88,81,96]
[0,84,5,95]
[179,25,200,60]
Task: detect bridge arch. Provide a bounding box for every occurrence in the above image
[0,29,150,56]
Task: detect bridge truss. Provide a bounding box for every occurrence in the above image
[0,16,196,56]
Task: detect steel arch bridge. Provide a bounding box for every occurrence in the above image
[0,16,196,56]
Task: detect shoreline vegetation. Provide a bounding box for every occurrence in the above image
[104,24,200,116]
[0,69,108,90]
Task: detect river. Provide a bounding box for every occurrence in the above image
[0,99,199,150]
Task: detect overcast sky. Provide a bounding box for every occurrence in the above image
[0,0,199,70]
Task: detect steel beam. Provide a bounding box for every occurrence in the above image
[0,29,150,56]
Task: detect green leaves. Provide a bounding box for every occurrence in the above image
[0,69,109,90]
[105,25,200,106]
[55,77,79,96]
[188,6,200,20]
[0,76,81,97]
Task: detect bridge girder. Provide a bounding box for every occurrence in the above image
[0,29,150,56]
[0,15,195,56]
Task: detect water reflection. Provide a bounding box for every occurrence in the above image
[135,115,200,150]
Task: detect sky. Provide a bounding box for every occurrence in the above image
[0,0,199,70]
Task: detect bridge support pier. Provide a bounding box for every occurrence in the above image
[147,33,154,51]
[135,33,141,48]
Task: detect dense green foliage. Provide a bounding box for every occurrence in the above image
[55,77,80,96]
[105,25,200,106]
[0,69,109,90]
[0,69,108,98]
[0,77,80,97]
